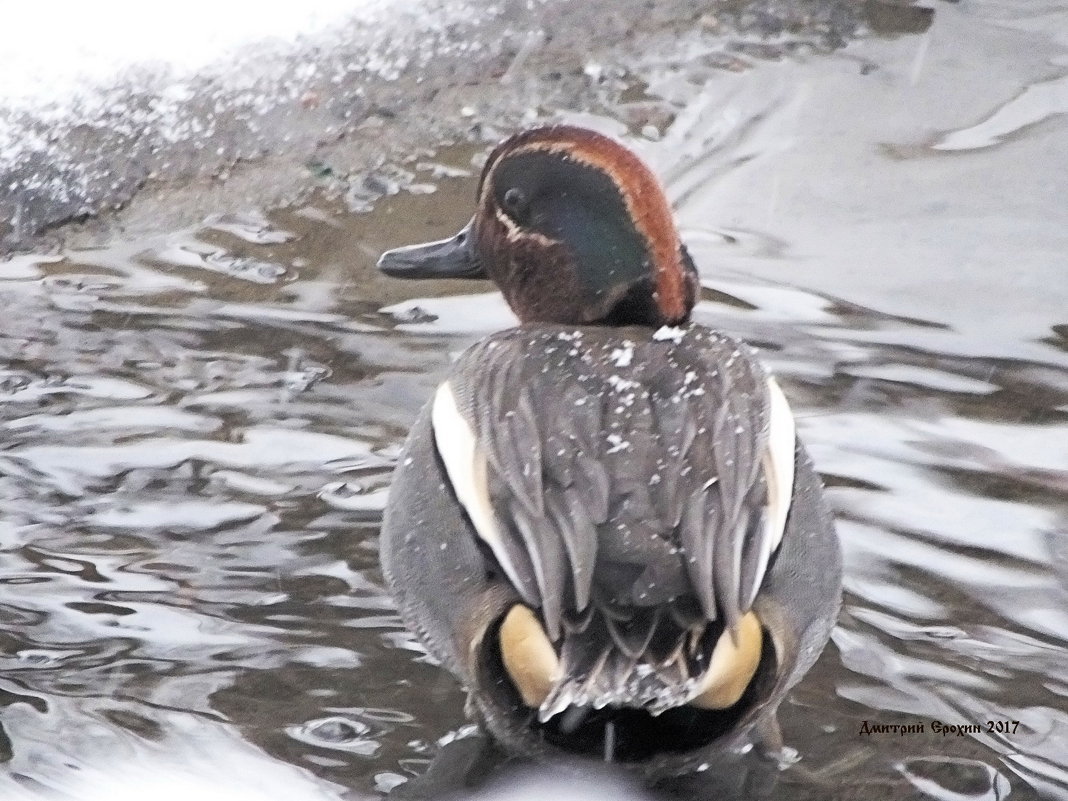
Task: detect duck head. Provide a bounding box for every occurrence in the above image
[378,125,699,327]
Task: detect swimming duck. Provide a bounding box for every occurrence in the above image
[376,125,841,779]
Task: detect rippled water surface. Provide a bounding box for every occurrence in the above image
[1,2,1067,799]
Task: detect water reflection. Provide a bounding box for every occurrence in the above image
[0,0,1066,799]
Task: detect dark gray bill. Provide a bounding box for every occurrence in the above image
[376,219,485,280]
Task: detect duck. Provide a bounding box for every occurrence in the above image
[376,125,841,780]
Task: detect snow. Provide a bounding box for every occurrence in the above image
[0,0,430,244]
[607,375,639,393]
[652,325,686,343]
[0,1,391,111]
[610,341,634,366]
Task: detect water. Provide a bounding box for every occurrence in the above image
[0,1,1066,799]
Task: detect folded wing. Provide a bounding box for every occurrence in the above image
[432,325,794,707]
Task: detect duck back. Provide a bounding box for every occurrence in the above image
[423,324,781,715]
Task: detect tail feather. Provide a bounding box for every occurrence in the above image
[604,608,660,660]
[539,603,721,720]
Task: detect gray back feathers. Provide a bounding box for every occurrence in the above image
[444,323,772,633]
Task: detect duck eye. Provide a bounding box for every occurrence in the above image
[503,187,526,213]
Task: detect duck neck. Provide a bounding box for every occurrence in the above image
[596,275,691,328]
[596,245,698,328]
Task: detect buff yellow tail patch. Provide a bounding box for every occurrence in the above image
[498,604,562,708]
[690,611,763,710]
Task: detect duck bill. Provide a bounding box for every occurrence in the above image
[376,219,485,280]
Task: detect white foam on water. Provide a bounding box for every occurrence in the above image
[0,707,350,801]
[1,766,348,801]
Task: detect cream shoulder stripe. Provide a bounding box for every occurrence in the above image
[432,382,525,592]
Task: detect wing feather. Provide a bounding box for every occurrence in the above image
[479,358,544,518]
[511,500,567,640]
[680,487,718,621]
[437,325,792,642]
[573,452,610,524]
[560,488,598,607]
